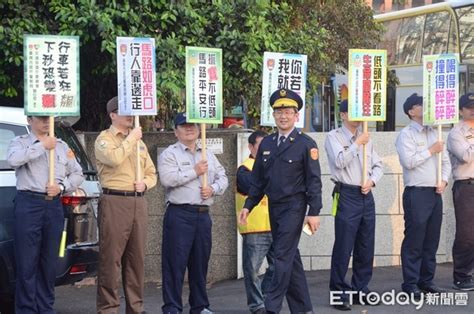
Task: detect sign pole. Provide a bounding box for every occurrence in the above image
[362,121,368,186]
[437,124,442,186]
[135,116,141,182]
[201,123,208,187]
[49,116,55,186]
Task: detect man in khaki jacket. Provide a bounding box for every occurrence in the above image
[95,96,157,314]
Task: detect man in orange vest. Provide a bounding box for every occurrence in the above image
[236,130,274,314]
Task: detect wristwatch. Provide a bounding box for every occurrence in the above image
[59,183,65,195]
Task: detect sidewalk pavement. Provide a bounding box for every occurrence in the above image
[55,262,473,313]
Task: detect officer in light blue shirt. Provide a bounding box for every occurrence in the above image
[158,112,228,314]
[325,100,383,310]
[395,93,451,298]
[447,93,474,291]
[7,115,83,313]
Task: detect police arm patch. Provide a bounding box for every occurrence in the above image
[99,140,108,149]
[310,148,319,160]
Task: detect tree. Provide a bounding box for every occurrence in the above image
[0,0,381,130]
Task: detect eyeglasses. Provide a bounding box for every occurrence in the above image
[274,110,296,117]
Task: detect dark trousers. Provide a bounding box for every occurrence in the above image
[162,204,212,314]
[97,194,148,314]
[265,198,312,313]
[329,185,375,301]
[14,191,64,314]
[401,187,442,291]
[452,181,474,282]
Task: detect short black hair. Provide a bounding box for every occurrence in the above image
[248,130,267,145]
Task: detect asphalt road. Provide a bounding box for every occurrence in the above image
[55,263,474,313]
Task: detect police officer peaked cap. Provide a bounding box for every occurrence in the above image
[269,89,303,111]
[460,93,474,109]
[403,93,423,115]
[339,100,348,113]
[174,112,189,126]
[107,96,118,114]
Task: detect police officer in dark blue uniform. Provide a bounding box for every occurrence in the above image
[158,113,229,314]
[396,94,451,298]
[325,100,383,310]
[7,115,83,313]
[239,89,323,314]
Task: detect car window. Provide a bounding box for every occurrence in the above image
[0,123,28,170]
[55,124,97,179]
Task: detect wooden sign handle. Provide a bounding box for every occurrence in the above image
[362,121,368,186]
[201,123,208,187]
[49,116,55,186]
[135,116,142,182]
[437,124,442,186]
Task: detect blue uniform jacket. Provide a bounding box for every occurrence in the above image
[243,128,323,216]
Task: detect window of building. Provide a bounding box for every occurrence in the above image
[397,15,425,64]
[423,11,451,56]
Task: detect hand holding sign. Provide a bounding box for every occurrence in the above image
[41,135,57,150]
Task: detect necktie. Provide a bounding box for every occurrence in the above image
[278,136,286,147]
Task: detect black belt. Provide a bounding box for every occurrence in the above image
[168,203,209,212]
[332,181,360,193]
[18,190,60,200]
[405,186,436,190]
[102,188,144,197]
[455,179,474,185]
[339,182,361,190]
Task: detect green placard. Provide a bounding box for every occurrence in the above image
[185,46,223,124]
[24,34,80,116]
[348,49,387,122]
[422,54,459,125]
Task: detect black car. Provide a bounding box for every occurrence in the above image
[0,107,99,312]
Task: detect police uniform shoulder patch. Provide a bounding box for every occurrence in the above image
[99,140,108,149]
[310,148,319,160]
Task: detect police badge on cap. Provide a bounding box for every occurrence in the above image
[269,89,303,111]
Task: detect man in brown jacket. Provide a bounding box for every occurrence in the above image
[95,96,157,313]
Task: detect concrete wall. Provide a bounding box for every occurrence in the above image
[296,132,454,271]
[83,130,242,283]
[83,130,455,284]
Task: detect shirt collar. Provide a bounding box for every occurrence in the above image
[409,120,426,133]
[110,125,128,137]
[341,125,359,142]
[177,141,201,153]
[460,120,474,133]
[278,127,296,139]
[29,132,40,144]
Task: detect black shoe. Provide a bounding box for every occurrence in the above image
[333,301,351,311]
[252,308,266,314]
[418,283,445,294]
[402,288,422,300]
[454,279,474,291]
